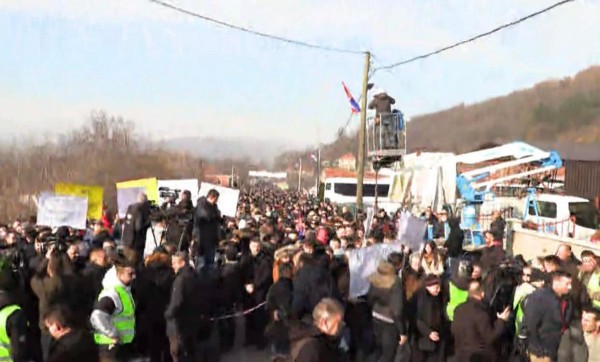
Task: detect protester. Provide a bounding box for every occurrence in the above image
[90,251,137,362]
[367,260,406,362]
[290,298,346,362]
[165,251,202,362]
[581,308,600,361]
[193,189,222,270]
[412,274,446,362]
[44,306,98,362]
[523,270,574,361]
[452,280,511,362]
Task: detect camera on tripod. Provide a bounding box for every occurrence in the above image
[159,186,181,201]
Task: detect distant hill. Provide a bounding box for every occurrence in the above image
[408,66,600,153]
[282,66,600,167]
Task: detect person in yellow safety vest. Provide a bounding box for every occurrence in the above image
[513,267,546,335]
[579,251,600,309]
[445,260,472,322]
[90,251,136,362]
[0,257,28,362]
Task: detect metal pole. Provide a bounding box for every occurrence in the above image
[298,157,302,192]
[316,148,321,197]
[356,51,371,209]
[374,167,379,211]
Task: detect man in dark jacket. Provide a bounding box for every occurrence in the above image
[121,193,151,259]
[165,252,201,362]
[413,274,446,362]
[490,211,506,240]
[44,306,98,362]
[266,263,294,358]
[443,217,464,277]
[292,253,340,321]
[217,246,244,353]
[290,298,346,362]
[82,248,109,313]
[523,270,574,361]
[452,280,511,362]
[193,189,222,270]
[479,230,506,274]
[242,238,274,350]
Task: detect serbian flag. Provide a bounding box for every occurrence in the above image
[342,82,360,113]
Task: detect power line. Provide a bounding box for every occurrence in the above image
[374,0,576,72]
[148,0,366,55]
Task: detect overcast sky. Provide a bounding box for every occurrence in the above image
[1,0,599,148]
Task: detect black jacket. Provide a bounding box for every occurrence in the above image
[218,261,244,309]
[242,252,274,304]
[367,279,405,334]
[292,261,339,320]
[0,292,28,362]
[82,262,108,310]
[452,298,506,362]
[479,245,506,273]
[266,277,293,338]
[523,287,573,360]
[47,329,98,362]
[444,219,464,258]
[414,287,445,352]
[121,201,151,251]
[267,277,293,320]
[193,197,222,248]
[165,265,201,337]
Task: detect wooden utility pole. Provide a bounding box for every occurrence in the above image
[356,51,371,209]
[298,157,303,192]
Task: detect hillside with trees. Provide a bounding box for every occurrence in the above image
[0,111,211,221]
[277,66,600,168]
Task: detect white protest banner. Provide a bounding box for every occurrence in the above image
[396,212,427,252]
[347,243,403,299]
[363,207,375,242]
[198,182,240,217]
[157,179,199,206]
[37,193,88,230]
[117,187,145,218]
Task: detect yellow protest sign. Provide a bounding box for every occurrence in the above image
[55,183,104,220]
[116,178,158,203]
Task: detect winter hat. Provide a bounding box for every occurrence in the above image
[424,274,440,287]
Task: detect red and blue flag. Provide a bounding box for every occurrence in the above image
[342,82,360,113]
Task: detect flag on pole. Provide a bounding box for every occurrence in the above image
[342,82,361,113]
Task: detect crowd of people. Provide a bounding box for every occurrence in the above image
[0,184,598,362]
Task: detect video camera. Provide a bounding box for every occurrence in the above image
[39,235,70,255]
[159,186,181,201]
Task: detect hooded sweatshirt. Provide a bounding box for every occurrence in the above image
[89,266,134,340]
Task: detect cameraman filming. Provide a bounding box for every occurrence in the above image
[122,193,151,261]
[192,189,222,271]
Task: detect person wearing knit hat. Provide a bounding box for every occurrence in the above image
[424,273,441,288]
[413,273,446,361]
[367,260,407,362]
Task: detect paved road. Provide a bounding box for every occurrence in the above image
[219,316,270,362]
